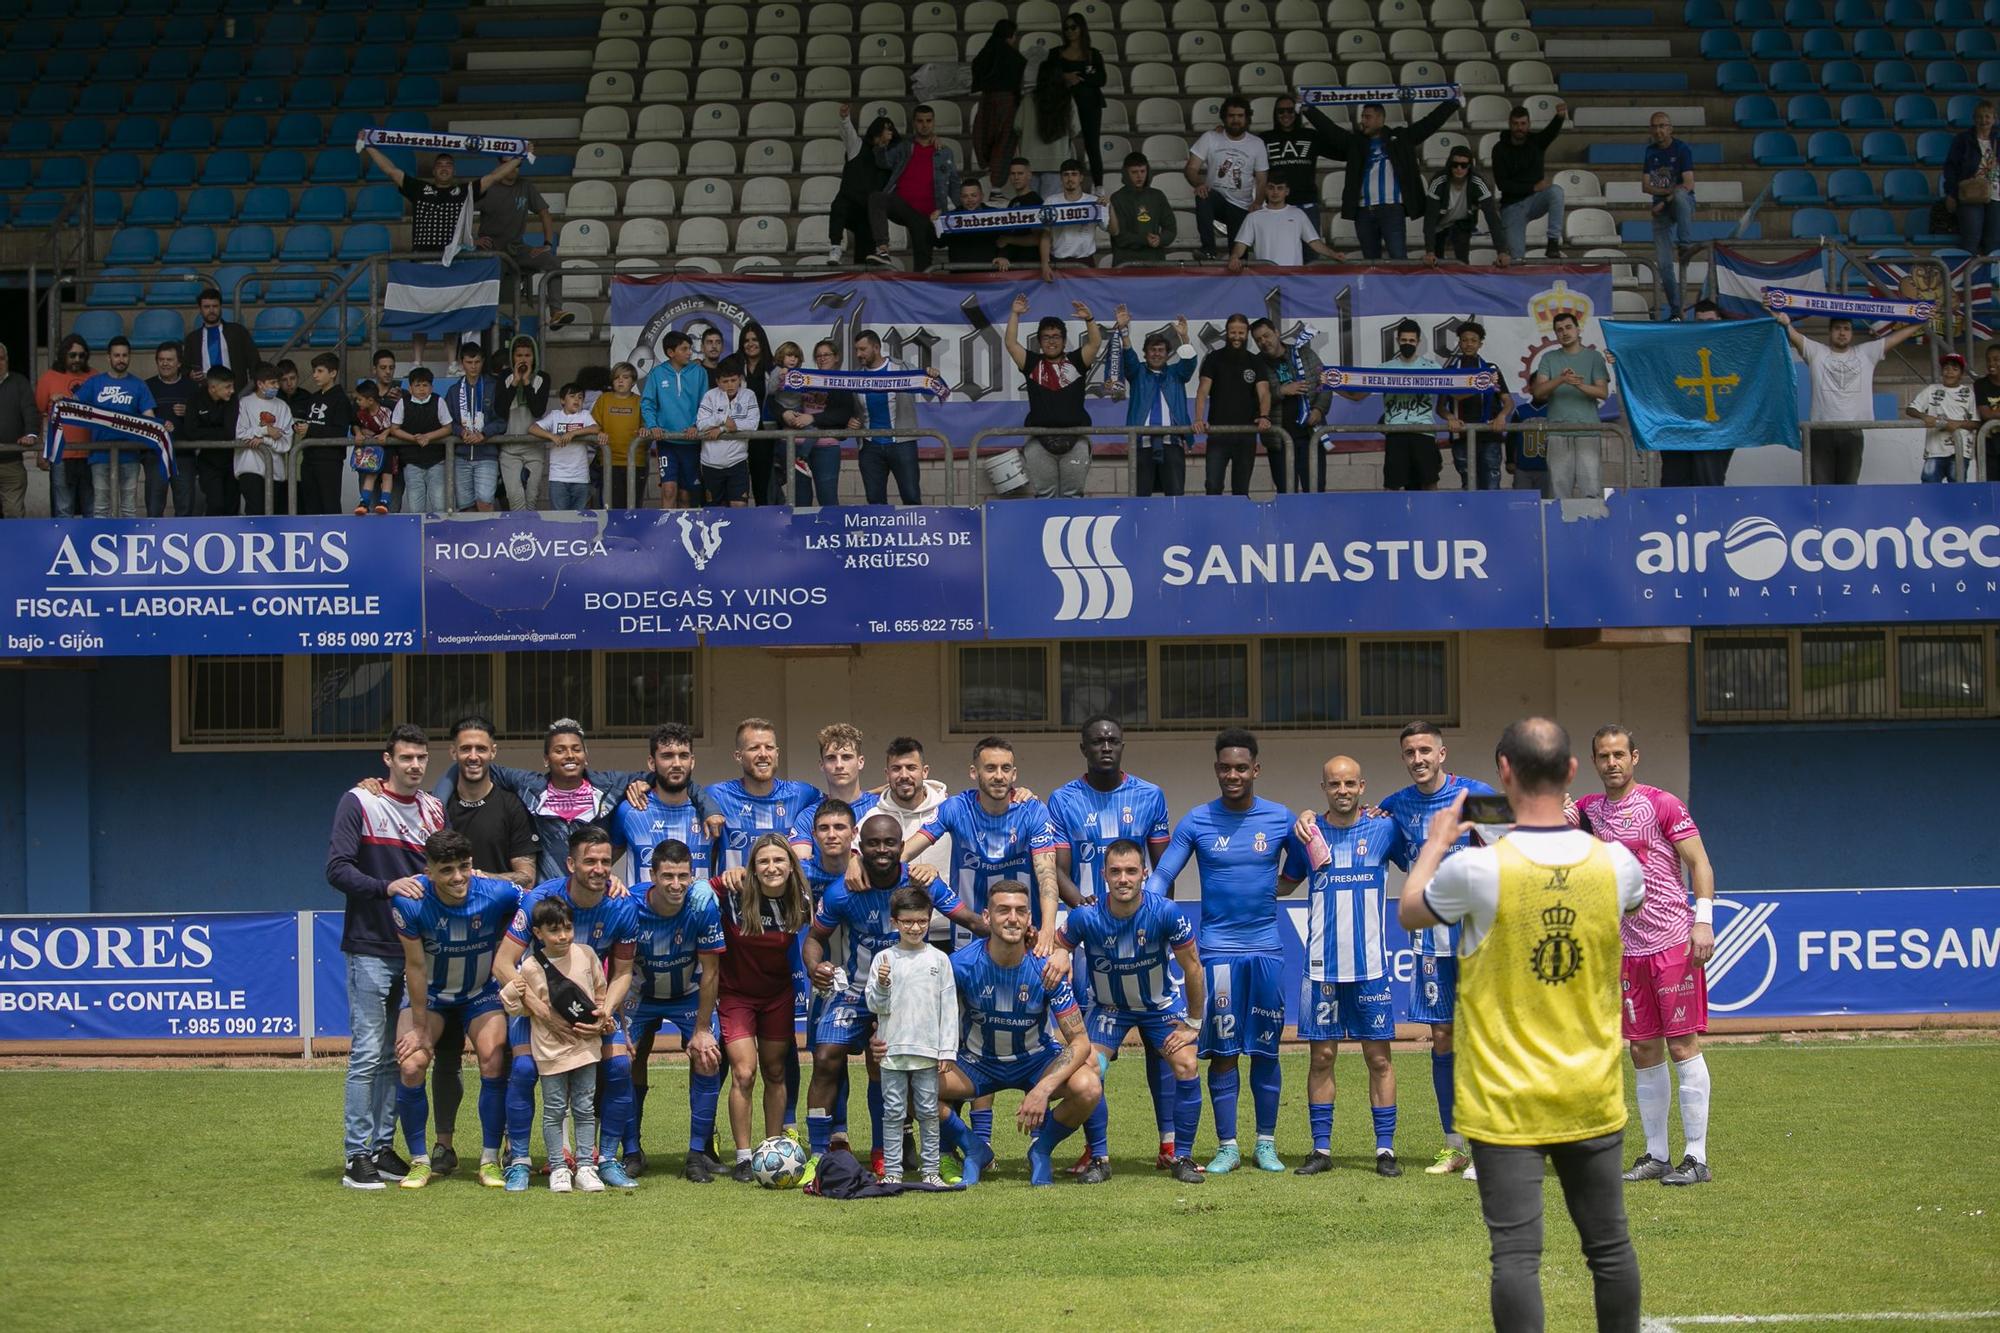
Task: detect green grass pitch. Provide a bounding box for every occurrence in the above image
[3,1039,1995,1331]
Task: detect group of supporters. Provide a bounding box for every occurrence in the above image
[323,711,1718,1205]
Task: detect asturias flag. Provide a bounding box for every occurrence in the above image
[1601,317,1799,452]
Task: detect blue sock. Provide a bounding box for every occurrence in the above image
[1032,1112,1079,1155]
[477,1075,506,1153]
[1210,1064,1240,1143]
[782,1043,801,1127]
[832,1076,851,1139]
[1250,1055,1282,1138]
[1085,1096,1109,1159]
[1372,1103,1398,1153]
[1145,1047,1175,1140]
[940,1108,966,1154]
[1432,1052,1456,1136]
[506,1053,538,1164]
[598,1054,634,1161]
[1309,1101,1334,1153]
[971,1107,994,1148]
[630,1084,650,1155]
[1174,1077,1203,1159]
[396,1081,429,1160]
[867,1079,885,1153]
[689,1069,721,1156]
[807,1108,833,1156]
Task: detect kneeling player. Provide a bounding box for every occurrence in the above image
[621,840,725,1182]
[391,830,522,1189]
[937,882,1103,1186]
[1055,840,1206,1185]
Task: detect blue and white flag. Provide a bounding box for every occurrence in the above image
[781,366,949,398]
[1762,285,1935,325]
[1713,242,1823,319]
[1298,83,1460,106]
[380,258,501,337]
[1601,317,1799,452]
[1318,365,1495,393]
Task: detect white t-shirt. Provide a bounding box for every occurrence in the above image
[694,385,759,468]
[1191,129,1270,210]
[234,393,295,479]
[1049,192,1100,261]
[1233,203,1319,265]
[1908,381,1976,459]
[536,407,598,483]
[1422,828,1645,959]
[1797,337,1888,424]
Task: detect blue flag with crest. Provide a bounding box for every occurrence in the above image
[1601,317,1799,452]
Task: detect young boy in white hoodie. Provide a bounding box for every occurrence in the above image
[866,886,958,1185]
[693,355,759,508]
[234,363,295,515]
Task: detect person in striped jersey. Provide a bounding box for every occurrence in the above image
[1055,840,1206,1186]
[389,829,522,1190]
[620,840,724,1183]
[1283,756,1411,1179]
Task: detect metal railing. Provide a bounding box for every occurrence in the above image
[1462,420,1638,492]
[618,427,960,507]
[1798,416,1969,485]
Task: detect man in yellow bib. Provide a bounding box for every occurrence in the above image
[1400,717,1646,1333]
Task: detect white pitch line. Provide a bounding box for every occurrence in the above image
[1649,1314,2000,1328]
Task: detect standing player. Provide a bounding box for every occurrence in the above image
[1056,841,1206,1185]
[1379,720,1496,1178]
[785,723,883,851]
[902,736,1064,945]
[1574,725,1717,1187]
[620,839,725,1182]
[492,826,640,1191]
[615,723,715,879]
[389,830,521,1189]
[939,882,1105,1186]
[1283,756,1410,1178]
[1145,728,1308,1176]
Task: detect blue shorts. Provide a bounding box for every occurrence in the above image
[956,1047,1061,1099]
[1408,954,1458,1026]
[812,991,876,1050]
[630,998,717,1047]
[412,987,506,1024]
[658,441,702,491]
[1086,1005,1186,1054]
[1199,953,1285,1059]
[1297,976,1396,1043]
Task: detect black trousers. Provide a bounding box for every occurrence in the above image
[1204,425,1256,495]
[194,452,240,515]
[1809,428,1864,485]
[238,476,290,515]
[296,448,346,514]
[1470,1132,1641,1333]
[867,191,937,269]
[1659,448,1733,487]
[828,192,876,256]
[1074,98,1105,184]
[1134,437,1186,496]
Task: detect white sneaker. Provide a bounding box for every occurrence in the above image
[826,245,844,264]
[1465,1163,1480,1182]
[549,1165,573,1193]
[575,1163,604,1193]
[922,1172,947,1187]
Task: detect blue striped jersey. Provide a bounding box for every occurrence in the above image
[785,790,882,847]
[1057,893,1194,1013]
[631,882,725,1005]
[920,790,1062,924]
[952,940,1079,1065]
[509,877,640,970]
[1046,773,1172,903]
[1378,774,1496,956]
[1360,136,1400,207]
[1145,797,1307,955]
[614,792,712,877]
[709,778,821,872]
[392,874,521,1005]
[1280,813,1409,983]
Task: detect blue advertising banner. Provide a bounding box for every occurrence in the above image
[0,516,425,657]
[985,493,1547,639]
[311,910,350,1040]
[1178,900,1426,1028]
[0,913,301,1040]
[422,507,984,650]
[1544,485,2000,626]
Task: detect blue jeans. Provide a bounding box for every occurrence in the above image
[1356,203,1410,259]
[343,953,403,1159]
[789,442,843,506]
[549,479,591,510]
[1920,455,1962,483]
[1652,187,1696,315]
[858,438,921,504]
[452,451,499,510]
[90,460,145,517]
[1451,435,1505,491]
[400,462,447,513]
[50,458,92,517]
[1499,186,1565,260]
[1956,199,2000,255]
[146,461,199,516]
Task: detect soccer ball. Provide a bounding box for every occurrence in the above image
[750,1135,809,1189]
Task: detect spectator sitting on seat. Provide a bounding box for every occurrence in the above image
[866,104,961,273]
[495,334,550,513]
[1051,12,1110,188]
[0,341,38,519]
[1943,100,2000,257]
[1492,101,1568,262]
[235,362,294,516]
[1423,148,1511,267]
[1117,307,1198,497]
[831,105,898,265]
[1768,301,1925,484]
[942,180,1018,273]
[1643,112,1697,322]
[183,367,241,514]
[695,355,759,509]
[1906,352,1978,483]
[1228,176,1342,272]
[1262,94,1330,238]
[1302,95,1461,261]
[78,335,157,519]
[532,382,603,512]
[1039,159,1102,283]
[444,341,502,512]
[1108,152,1176,265]
[477,160,572,330]
[296,351,357,515]
[183,286,253,390]
[970,20,1025,188]
[592,362,645,510]
[144,341,199,517]
[35,334,92,517]
[1005,292,1103,499]
[1016,64,1082,201]
[1187,95,1269,261]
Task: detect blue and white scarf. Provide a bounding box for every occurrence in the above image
[353,126,536,164]
[1287,325,1319,425]
[1318,365,1497,393]
[45,399,175,475]
[1763,286,1935,325]
[933,200,1108,236]
[782,367,950,399]
[1298,83,1461,107]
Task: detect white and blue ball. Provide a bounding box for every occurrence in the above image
[750,1135,809,1189]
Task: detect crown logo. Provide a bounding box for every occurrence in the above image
[1531,902,1582,985]
[1540,902,1577,931]
[1530,280,1594,332]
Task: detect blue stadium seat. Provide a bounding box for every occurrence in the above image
[351,46,399,77]
[7,19,54,49]
[337,223,393,259]
[1699,30,1746,58]
[1882,0,1923,24]
[1833,0,1876,16]
[1839,93,1891,126]
[56,19,104,48]
[248,47,295,79]
[362,12,406,41]
[1716,60,1763,94]
[144,49,192,81]
[310,151,361,184]
[108,16,158,46]
[1861,129,1915,163]
[1735,94,1785,129]
[1751,30,1798,59]
[94,152,142,187]
[264,10,313,44]
[385,112,432,134]
[1947,93,1987,122]
[1905,208,1954,243]
[340,76,389,109]
[126,0,173,14]
[279,224,333,261]
[144,152,197,187]
[311,307,371,349]
[1768,59,1817,93]
[219,115,269,151]
[221,224,276,263]
[1939,0,1977,19]
[350,184,403,221]
[1790,207,1844,240]
[72,311,126,348]
[1735,0,1781,24]
[1903,31,1948,60]
[1883,168,1936,203]
[125,189,181,226]
[180,83,228,114]
[155,16,205,47]
[200,150,253,186]
[1917,129,1954,164]
[1928,61,1976,91]
[1847,207,1901,244]
[90,189,124,227]
[41,49,91,81]
[1853,28,1897,60]
[133,310,187,348]
[1753,130,1806,165]
[295,185,349,222]
[288,77,337,111]
[1785,0,1832,23]
[144,274,204,306]
[1808,130,1859,164]
[163,116,212,151]
[273,113,325,149]
[36,157,85,189]
[1803,30,1848,60]
[127,85,177,118]
[78,85,127,118]
[303,46,353,77]
[252,307,305,348]
[1957,31,1997,59]
[329,111,374,144]
[12,192,71,228]
[239,186,292,223]
[1823,60,1870,92]
[24,83,72,117]
[0,160,28,192]
[195,49,243,80]
[1894,93,1944,127]
[87,270,142,307]
[414,11,459,40]
[106,228,163,264]
[1787,93,1838,127]
[234,81,285,112]
[182,186,236,224]
[314,12,360,43]
[256,150,307,186]
[1828,168,1883,204]
[393,76,443,108]
[163,225,218,264]
[1771,169,1828,205]
[262,267,326,303]
[211,265,259,311]
[404,45,450,75]
[7,120,53,152]
[1872,59,1922,92]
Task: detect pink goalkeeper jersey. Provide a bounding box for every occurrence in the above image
[1573,784,1700,956]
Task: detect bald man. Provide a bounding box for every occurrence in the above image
[1282,757,1414,1177]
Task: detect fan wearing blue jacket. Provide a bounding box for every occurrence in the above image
[1115,306,1197,497]
[640,330,708,508]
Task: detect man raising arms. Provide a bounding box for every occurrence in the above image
[620,840,725,1182]
[1574,726,1718,1187]
[1145,728,1308,1176]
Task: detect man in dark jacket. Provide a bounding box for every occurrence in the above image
[1262,95,1330,236]
[1490,101,1568,260]
[182,287,255,390]
[1302,97,1462,259]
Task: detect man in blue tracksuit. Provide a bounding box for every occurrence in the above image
[640,330,707,508]
[1116,307,1198,497]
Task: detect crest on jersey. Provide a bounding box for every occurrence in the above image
[1253,831,1267,853]
[1531,903,1582,986]
[1358,840,1368,856]
[1018,984,1031,1003]
[1121,807,1133,824]
[1136,929,1148,948]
